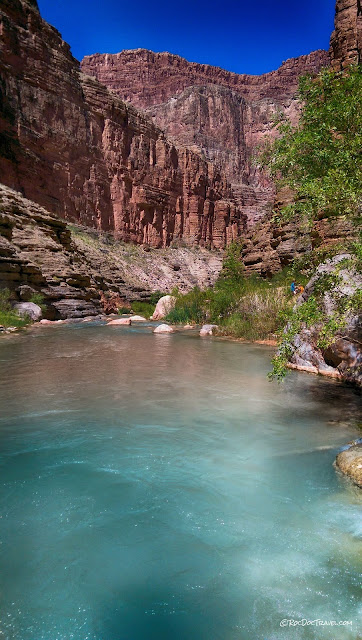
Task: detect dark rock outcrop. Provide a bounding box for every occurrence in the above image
[330,0,362,68]
[0,0,243,248]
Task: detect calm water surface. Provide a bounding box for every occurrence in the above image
[0,323,361,640]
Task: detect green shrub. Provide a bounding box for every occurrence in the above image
[118,306,131,314]
[218,288,292,340]
[149,291,166,305]
[261,65,362,224]
[167,287,208,324]
[131,301,155,318]
[29,292,47,313]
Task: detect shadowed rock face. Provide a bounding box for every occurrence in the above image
[81,49,330,225]
[0,0,243,248]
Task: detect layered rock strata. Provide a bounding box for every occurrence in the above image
[81,49,329,223]
[81,49,329,225]
[0,184,224,318]
[81,0,361,226]
[0,0,243,248]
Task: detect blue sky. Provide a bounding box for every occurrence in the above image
[37,0,335,75]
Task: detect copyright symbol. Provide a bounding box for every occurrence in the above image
[280,619,288,627]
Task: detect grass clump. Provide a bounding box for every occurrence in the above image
[0,288,30,329]
[131,301,155,318]
[166,243,298,338]
[218,288,291,341]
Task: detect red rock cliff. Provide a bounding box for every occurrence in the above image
[81,49,330,225]
[0,0,243,248]
[330,0,362,68]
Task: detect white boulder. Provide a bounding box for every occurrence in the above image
[14,302,42,321]
[107,318,131,325]
[151,295,176,320]
[153,324,175,334]
[129,315,147,322]
[200,324,218,336]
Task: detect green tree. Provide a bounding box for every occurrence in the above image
[261,65,362,223]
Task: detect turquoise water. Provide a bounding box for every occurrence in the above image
[0,323,361,640]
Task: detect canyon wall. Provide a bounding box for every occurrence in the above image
[81,0,361,227]
[0,0,243,248]
[81,50,329,225]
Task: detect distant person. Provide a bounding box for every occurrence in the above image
[291,281,296,295]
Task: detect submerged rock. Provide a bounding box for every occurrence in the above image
[200,324,218,336]
[14,302,42,321]
[151,296,176,320]
[153,324,175,334]
[336,442,362,487]
[107,318,131,326]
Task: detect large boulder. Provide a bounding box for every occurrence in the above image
[151,295,176,320]
[153,324,175,334]
[14,302,42,321]
[336,442,362,487]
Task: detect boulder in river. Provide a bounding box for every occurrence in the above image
[153,324,175,334]
[335,442,362,487]
[129,315,147,322]
[107,318,132,326]
[200,324,218,336]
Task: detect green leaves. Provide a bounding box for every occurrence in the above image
[261,65,362,223]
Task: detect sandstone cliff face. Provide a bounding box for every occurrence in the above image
[81,49,329,225]
[0,184,224,318]
[81,49,329,110]
[0,0,243,248]
[330,0,362,68]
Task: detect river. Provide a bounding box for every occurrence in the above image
[0,322,361,639]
